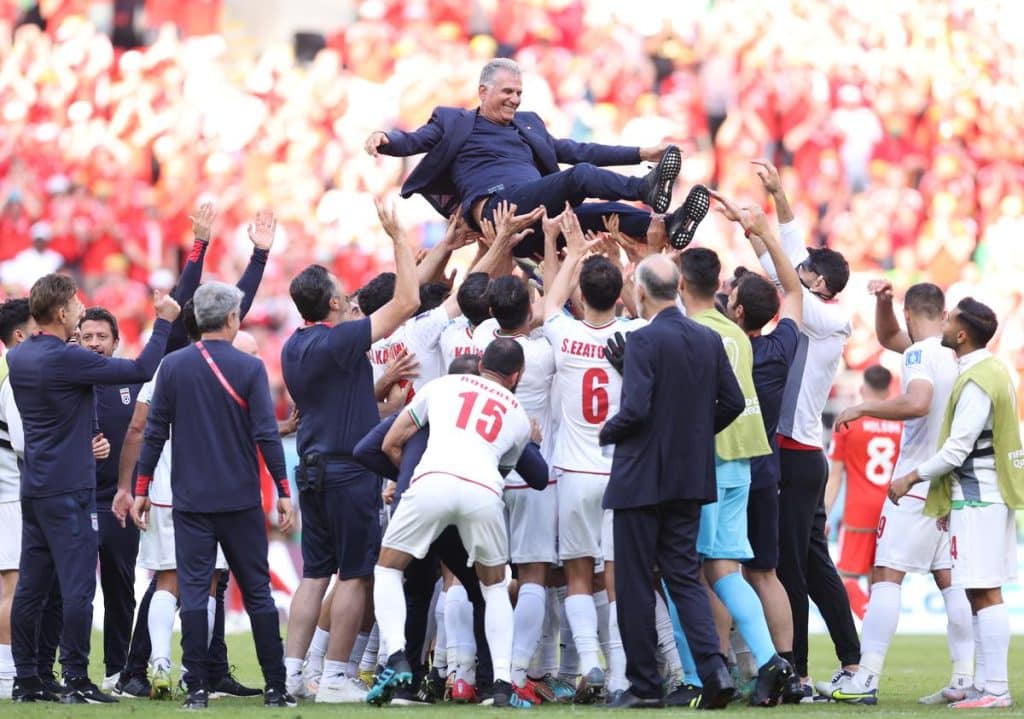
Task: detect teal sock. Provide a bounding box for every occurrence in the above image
[662,580,701,687]
[713,572,776,669]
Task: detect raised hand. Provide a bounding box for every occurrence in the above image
[867,279,895,302]
[364,130,390,157]
[751,159,782,195]
[375,197,405,241]
[153,290,181,322]
[542,204,569,241]
[189,201,217,243]
[559,206,601,256]
[247,208,276,251]
[639,142,674,163]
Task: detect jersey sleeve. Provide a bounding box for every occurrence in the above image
[542,312,571,347]
[902,344,934,386]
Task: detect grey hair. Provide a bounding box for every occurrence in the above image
[193,282,244,332]
[636,255,681,302]
[480,58,521,87]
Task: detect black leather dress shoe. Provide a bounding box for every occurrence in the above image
[698,666,735,710]
[608,688,665,709]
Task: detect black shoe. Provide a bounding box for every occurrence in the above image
[40,674,67,696]
[641,145,681,214]
[780,673,805,704]
[749,654,793,707]
[420,667,445,703]
[666,683,703,708]
[263,685,297,708]
[607,688,665,708]
[391,684,433,705]
[183,688,209,709]
[210,671,262,698]
[491,679,533,708]
[365,650,413,705]
[666,184,710,250]
[62,676,119,704]
[11,678,61,703]
[113,674,152,699]
[697,666,735,710]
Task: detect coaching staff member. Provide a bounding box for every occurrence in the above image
[8,274,177,704]
[281,199,418,702]
[599,254,744,709]
[131,282,296,710]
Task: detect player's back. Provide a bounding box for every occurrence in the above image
[893,335,958,477]
[472,318,554,429]
[833,416,902,529]
[543,312,645,473]
[439,316,477,371]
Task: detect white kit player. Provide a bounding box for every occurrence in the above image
[368,339,534,709]
[823,281,971,705]
[541,210,642,703]
[472,274,556,695]
[126,364,229,698]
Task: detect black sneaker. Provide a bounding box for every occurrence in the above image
[263,685,297,708]
[666,184,710,250]
[183,688,209,710]
[491,679,533,709]
[40,674,67,696]
[749,654,793,707]
[641,145,682,214]
[365,650,413,706]
[666,683,702,708]
[420,667,445,703]
[392,684,433,705]
[61,676,119,704]
[210,671,262,698]
[11,678,61,703]
[113,674,152,699]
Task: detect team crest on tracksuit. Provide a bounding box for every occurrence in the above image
[120,387,132,405]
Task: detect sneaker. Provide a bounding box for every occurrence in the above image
[101,673,120,692]
[514,678,544,705]
[420,668,446,703]
[538,674,575,703]
[493,679,533,709]
[392,683,432,706]
[640,145,681,214]
[0,677,12,700]
[183,688,209,710]
[357,668,376,689]
[665,683,702,708]
[40,675,67,696]
[113,674,151,699]
[302,667,322,696]
[814,668,853,698]
[919,685,967,705]
[951,691,1012,709]
[11,678,61,703]
[61,676,119,704]
[151,664,173,700]
[825,674,878,705]
[365,650,413,706]
[286,672,314,700]
[210,671,262,698]
[798,677,830,704]
[749,654,793,707]
[264,685,298,708]
[665,185,710,250]
[574,666,605,704]
[451,677,477,703]
[316,675,367,704]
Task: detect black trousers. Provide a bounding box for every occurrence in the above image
[614,500,726,699]
[37,580,62,681]
[97,507,140,677]
[174,507,283,690]
[776,448,860,676]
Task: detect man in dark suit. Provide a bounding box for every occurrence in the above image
[364,57,693,257]
[599,254,745,709]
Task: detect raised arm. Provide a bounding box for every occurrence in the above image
[370,199,420,343]
[869,279,912,353]
[835,380,932,430]
[237,209,276,321]
[366,111,445,158]
[544,207,600,320]
[167,202,214,353]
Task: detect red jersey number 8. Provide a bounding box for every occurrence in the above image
[582,368,610,424]
[456,391,507,442]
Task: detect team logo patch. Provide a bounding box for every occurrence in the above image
[120,387,132,405]
[905,350,922,366]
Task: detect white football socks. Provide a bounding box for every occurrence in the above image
[149,590,177,669]
[565,594,600,672]
[446,585,476,683]
[481,581,515,685]
[510,583,546,686]
[941,586,974,686]
[977,604,1009,696]
[855,581,901,687]
[373,566,407,659]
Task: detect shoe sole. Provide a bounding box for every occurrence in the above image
[669,185,710,250]
[649,147,681,214]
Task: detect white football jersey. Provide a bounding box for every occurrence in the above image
[368,328,407,386]
[406,373,532,495]
[439,317,478,371]
[137,367,174,506]
[543,313,647,474]
[893,335,958,478]
[400,306,451,393]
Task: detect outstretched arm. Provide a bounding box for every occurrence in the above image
[367,112,446,157]
[236,209,276,321]
[167,202,215,353]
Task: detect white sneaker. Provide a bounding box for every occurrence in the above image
[316,675,368,703]
[286,673,314,700]
[302,667,322,695]
[951,691,1012,709]
[814,668,854,698]
[101,673,120,692]
[919,685,968,705]
[0,676,14,699]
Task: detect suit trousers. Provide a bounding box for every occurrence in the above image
[173,507,284,690]
[37,581,62,680]
[97,506,140,677]
[776,448,860,676]
[614,500,726,698]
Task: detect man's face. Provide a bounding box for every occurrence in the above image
[940,308,962,350]
[797,257,830,299]
[80,319,118,357]
[479,70,522,125]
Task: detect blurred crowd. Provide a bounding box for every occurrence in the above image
[1,0,1023,415]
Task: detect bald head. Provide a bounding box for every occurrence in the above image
[636,254,681,302]
[233,330,259,357]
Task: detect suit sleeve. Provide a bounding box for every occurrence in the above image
[135,363,173,495]
[167,238,208,353]
[237,247,269,321]
[514,442,549,490]
[379,111,446,157]
[63,319,170,386]
[599,331,655,445]
[713,340,745,434]
[552,137,641,167]
[248,361,290,498]
[353,415,400,479]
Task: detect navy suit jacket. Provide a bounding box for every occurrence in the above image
[381,106,641,217]
[599,307,745,510]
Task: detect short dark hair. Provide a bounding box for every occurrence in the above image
[79,307,119,341]
[734,274,780,332]
[806,247,849,296]
[487,275,530,330]
[579,256,622,312]
[448,354,481,375]
[0,298,30,346]
[358,272,395,316]
[29,273,77,325]
[457,272,491,326]
[863,365,892,393]
[904,283,944,319]
[679,248,721,300]
[956,297,998,347]
[290,265,335,323]
[418,282,451,314]
[482,337,524,377]
[182,299,200,342]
